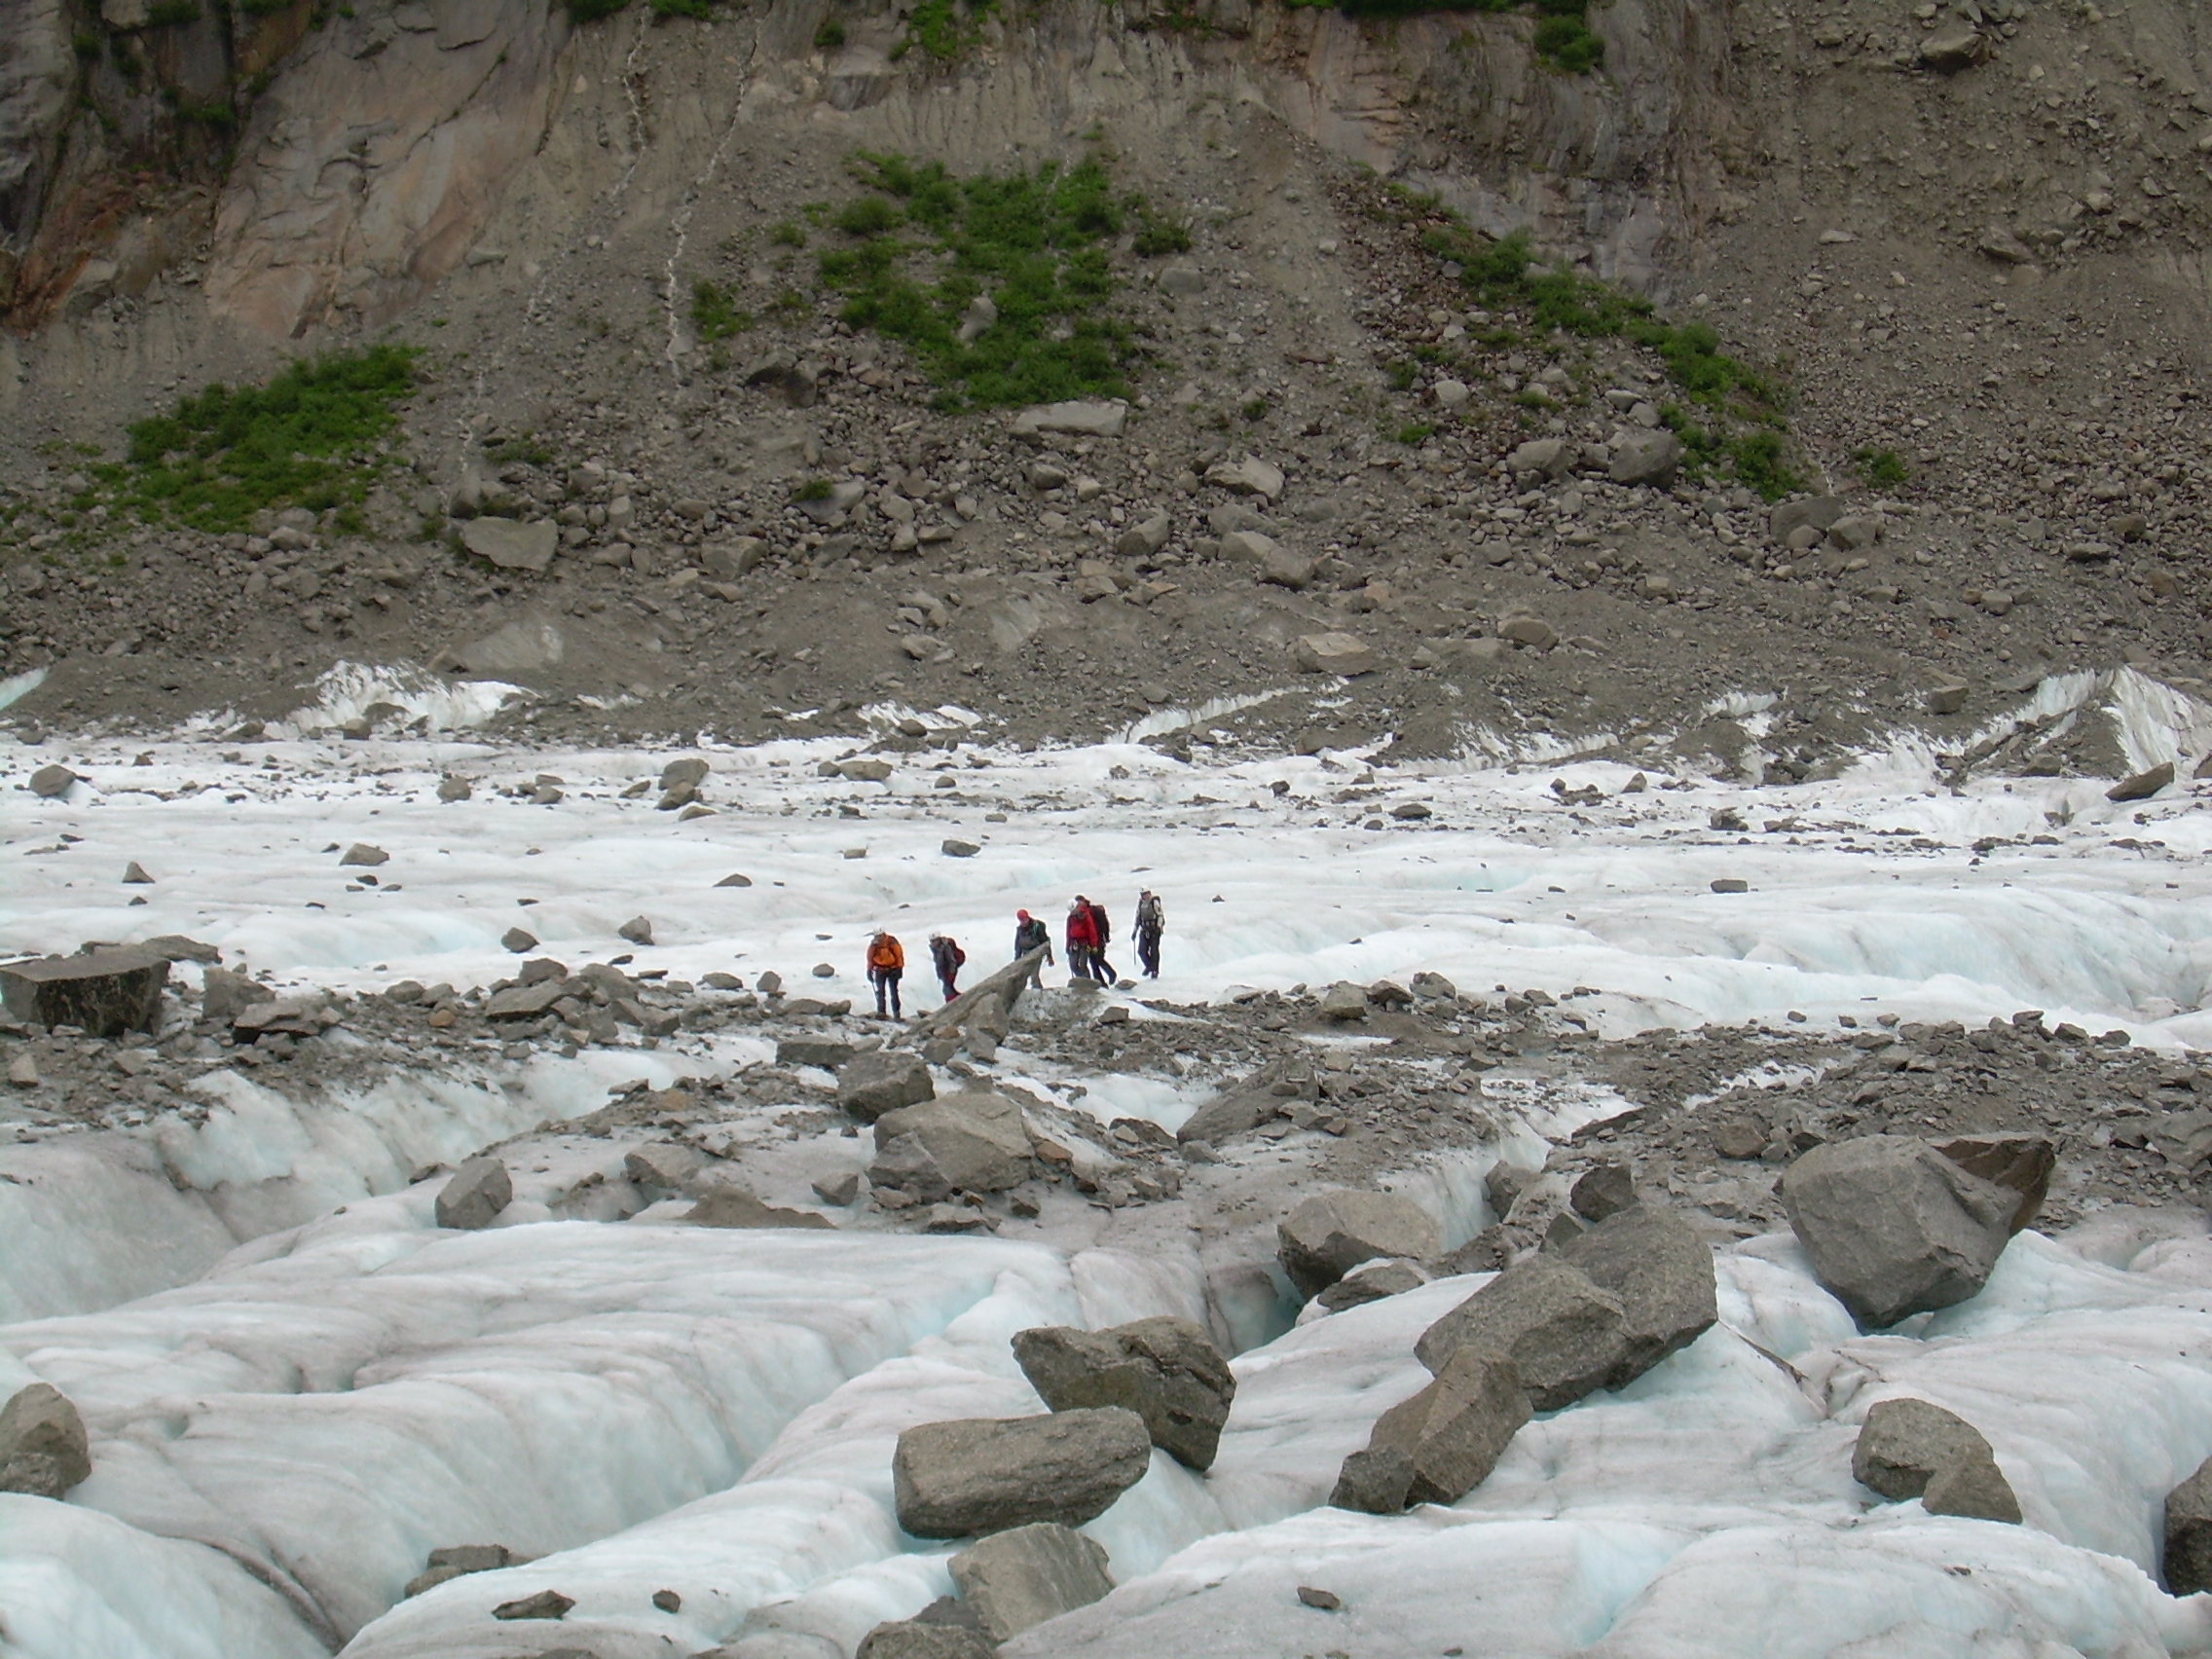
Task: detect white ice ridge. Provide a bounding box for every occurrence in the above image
[18,1217,2212,1657]
[3,1219,1101,1650]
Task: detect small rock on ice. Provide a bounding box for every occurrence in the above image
[0,1382,92,1497]
[892,1407,1153,1537]
[434,1156,513,1231]
[1012,1315,1236,1470]
[949,1521,1115,1641]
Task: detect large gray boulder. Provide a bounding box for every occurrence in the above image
[434,1156,513,1231]
[949,1523,1114,1641]
[1852,1397,2020,1523]
[871,1091,1032,1196]
[1278,1190,1442,1299]
[1012,1316,1236,1470]
[1782,1135,2016,1328]
[1414,1254,1629,1411]
[1556,1204,1718,1386]
[1333,1348,1530,1512]
[893,1409,1153,1538]
[1607,429,1683,487]
[838,1051,936,1123]
[0,1382,92,1497]
[0,948,169,1037]
[2165,1456,2212,1593]
[460,516,558,573]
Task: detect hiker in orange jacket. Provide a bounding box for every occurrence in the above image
[866,930,905,1018]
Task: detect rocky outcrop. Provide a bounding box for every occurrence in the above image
[0,1382,92,1497]
[1278,1189,1442,1299]
[892,1409,1153,1538]
[433,1155,512,1230]
[1782,1136,2016,1329]
[948,1523,1115,1642]
[1012,1316,1236,1470]
[1414,1254,1628,1411]
[1852,1397,2020,1524]
[1332,1347,1530,1513]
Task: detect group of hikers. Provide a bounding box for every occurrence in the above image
[863,890,1165,1019]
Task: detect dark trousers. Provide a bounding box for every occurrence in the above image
[1090,949,1117,983]
[871,969,902,1016]
[1137,927,1161,977]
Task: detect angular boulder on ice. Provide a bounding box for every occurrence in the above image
[871,1092,1034,1197]
[0,1382,92,1497]
[1278,1190,1443,1299]
[0,946,169,1037]
[1852,1397,2021,1524]
[2164,1456,2212,1592]
[893,1408,1154,1538]
[1782,1135,2016,1329]
[684,1188,834,1229]
[1555,1203,1719,1387]
[1337,1347,1531,1512]
[949,1521,1115,1641]
[1414,1254,1629,1411]
[1012,1315,1236,1470]
[434,1155,513,1231]
[623,1141,709,1193]
[838,1050,937,1123]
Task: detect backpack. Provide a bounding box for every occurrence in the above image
[1089,904,1111,944]
[1137,895,1162,932]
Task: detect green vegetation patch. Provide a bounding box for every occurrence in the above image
[99,344,419,535]
[817,152,1162,411]
[1855,446,1909,487]
[690,279,752,343]
[898,0,993,59]
[1405,203,1799,498]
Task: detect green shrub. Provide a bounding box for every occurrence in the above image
[238,0,298,14]
[1392,422,1436,445]
[768,220,807,248]
[1533,13,1603,70]
[832,196,902,238]
[108,344,419,534]
[814,18,845,46]
[567,0,631,20]
[816,153,1144,410]
[147,0,202,23]
[649,0,715,18]
[1130,199,1193,256]
[73,31,101,59]
[793,477,834,502]
[904,0,991,59]
[690,279,752,343]
[1856,446,1909,487]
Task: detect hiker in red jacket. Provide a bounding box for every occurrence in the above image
[930,933,966,1002]
[1066,898,1100,985]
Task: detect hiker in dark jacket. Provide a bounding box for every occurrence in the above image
[930,934,966,1002]
[1066,898,1100,985]
[1135,889,1164,979]
[1085,898,1118,984]
[1014,909,1053,965]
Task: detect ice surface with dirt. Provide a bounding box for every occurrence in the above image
[4,699,2212,1658]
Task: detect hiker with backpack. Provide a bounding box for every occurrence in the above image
[1014,908,1053,966]
[1085,897,1118,984]
[930,933,966,1002]
[1135,889,1164,979]
[1066,898,1100,985]
[866,930,905,1018]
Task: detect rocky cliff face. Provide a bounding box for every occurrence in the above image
[1,0,1746,351]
